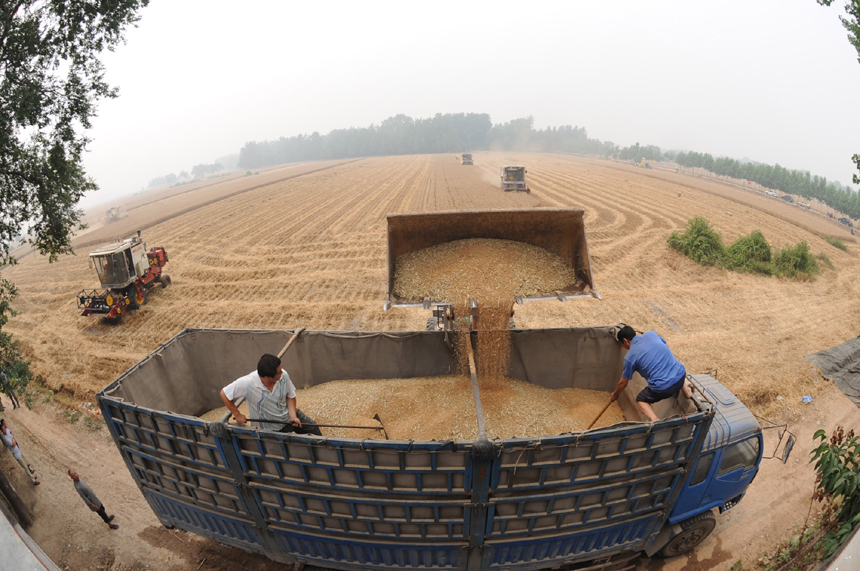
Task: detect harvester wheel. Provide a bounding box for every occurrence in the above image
[126,287,140,310]
[160,275,171,289]
[426,318,437,331]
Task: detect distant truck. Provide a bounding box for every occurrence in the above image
[76,231,170,319]
[500,165,530,193]
[461,153,473,165]
[97,325,792,570]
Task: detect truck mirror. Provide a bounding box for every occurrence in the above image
[781,433,796,464]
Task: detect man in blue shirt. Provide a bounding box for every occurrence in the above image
[609,326,692,422]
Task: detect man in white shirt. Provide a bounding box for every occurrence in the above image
[0,418,38,485]
[220,353,321,435]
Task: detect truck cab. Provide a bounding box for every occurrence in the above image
[647,373,767,557]
[89,237,149,289]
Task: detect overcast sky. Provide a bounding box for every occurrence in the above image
[80,0,860,209]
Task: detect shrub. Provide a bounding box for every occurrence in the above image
[667,217,725,266]
[727,231,773,275]
[816,252,835,271]
[825,235,848,251]
[773,241,820,280]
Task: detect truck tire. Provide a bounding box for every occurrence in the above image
[509,318,516,329]
[426,318,437,331]
[160,275,171,289]
[658,511,716,558]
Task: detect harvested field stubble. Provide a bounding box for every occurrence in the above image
[200,376,624,440]
[4,152,858,420]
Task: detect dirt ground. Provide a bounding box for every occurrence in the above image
[1,152,859,570]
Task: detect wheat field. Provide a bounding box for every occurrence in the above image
[4,153,859,417]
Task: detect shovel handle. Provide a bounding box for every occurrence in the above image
[587,400,613,430]
[278,328,306,359]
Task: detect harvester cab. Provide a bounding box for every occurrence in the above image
[384,209,598,331]
[77,230,170,319]
[500,165,529,193]
[461,153,473,165]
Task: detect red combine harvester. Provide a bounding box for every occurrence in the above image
[76,231,170,319]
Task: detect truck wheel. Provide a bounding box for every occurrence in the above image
[509,318,516,329]
[426,318,437,331]
[659,511,716,558]
[160,275,171,289]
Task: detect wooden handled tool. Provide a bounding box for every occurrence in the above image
[587,400,613,430]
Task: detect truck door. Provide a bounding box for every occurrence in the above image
[670,452,715,522]
[705,436,762,511]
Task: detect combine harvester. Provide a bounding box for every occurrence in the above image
[461,153,473,165]
[98,209,793,571]
[500,166,529,193]
[77,231,170,320]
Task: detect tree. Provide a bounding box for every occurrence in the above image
[0,1,150,267]
[818,1,860,183]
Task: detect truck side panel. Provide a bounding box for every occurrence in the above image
[98,328,713,571]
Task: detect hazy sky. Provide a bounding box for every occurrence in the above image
[81,0,860,209]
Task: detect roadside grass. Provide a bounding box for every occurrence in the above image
[668,217,821,280]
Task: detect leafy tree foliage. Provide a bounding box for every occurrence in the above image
[819,1,860,186]
[0,0,149,266]
[812,426,860,557]
[0,277,32,400]
[238,113,616,170]
[676,151,860,219]
[668,217,820,279]
[617,142,663,162]
[148,172,177,188]
[191,162,222,178]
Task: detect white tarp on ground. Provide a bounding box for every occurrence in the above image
[806,336,860,407]
[0,500,60,570]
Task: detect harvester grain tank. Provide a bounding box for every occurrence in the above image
[461,153,473,165]
[76,231,170,319]
[97,209,793,570]
[500,165,529,192]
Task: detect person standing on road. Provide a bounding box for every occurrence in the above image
[68,470,118,529]
[220,353,322,435]
[609,326,693,422]
[0,370,21,410]
[0,419,38,485]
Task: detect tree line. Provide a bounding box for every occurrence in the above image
[237,114,617,169]
[675,151,860,219]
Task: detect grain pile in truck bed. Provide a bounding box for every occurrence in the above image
[393,238,580,303]
[200,376,624,440]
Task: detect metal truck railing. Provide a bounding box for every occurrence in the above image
[98,327,712,571]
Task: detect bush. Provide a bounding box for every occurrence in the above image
[816,252,835,271]
[727,231,773,275]
[667,217,725,266]
[669,218,822,281]
[825,235,848,251]
[773,241,820,280]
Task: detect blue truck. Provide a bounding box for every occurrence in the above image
[97,325,789,571]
